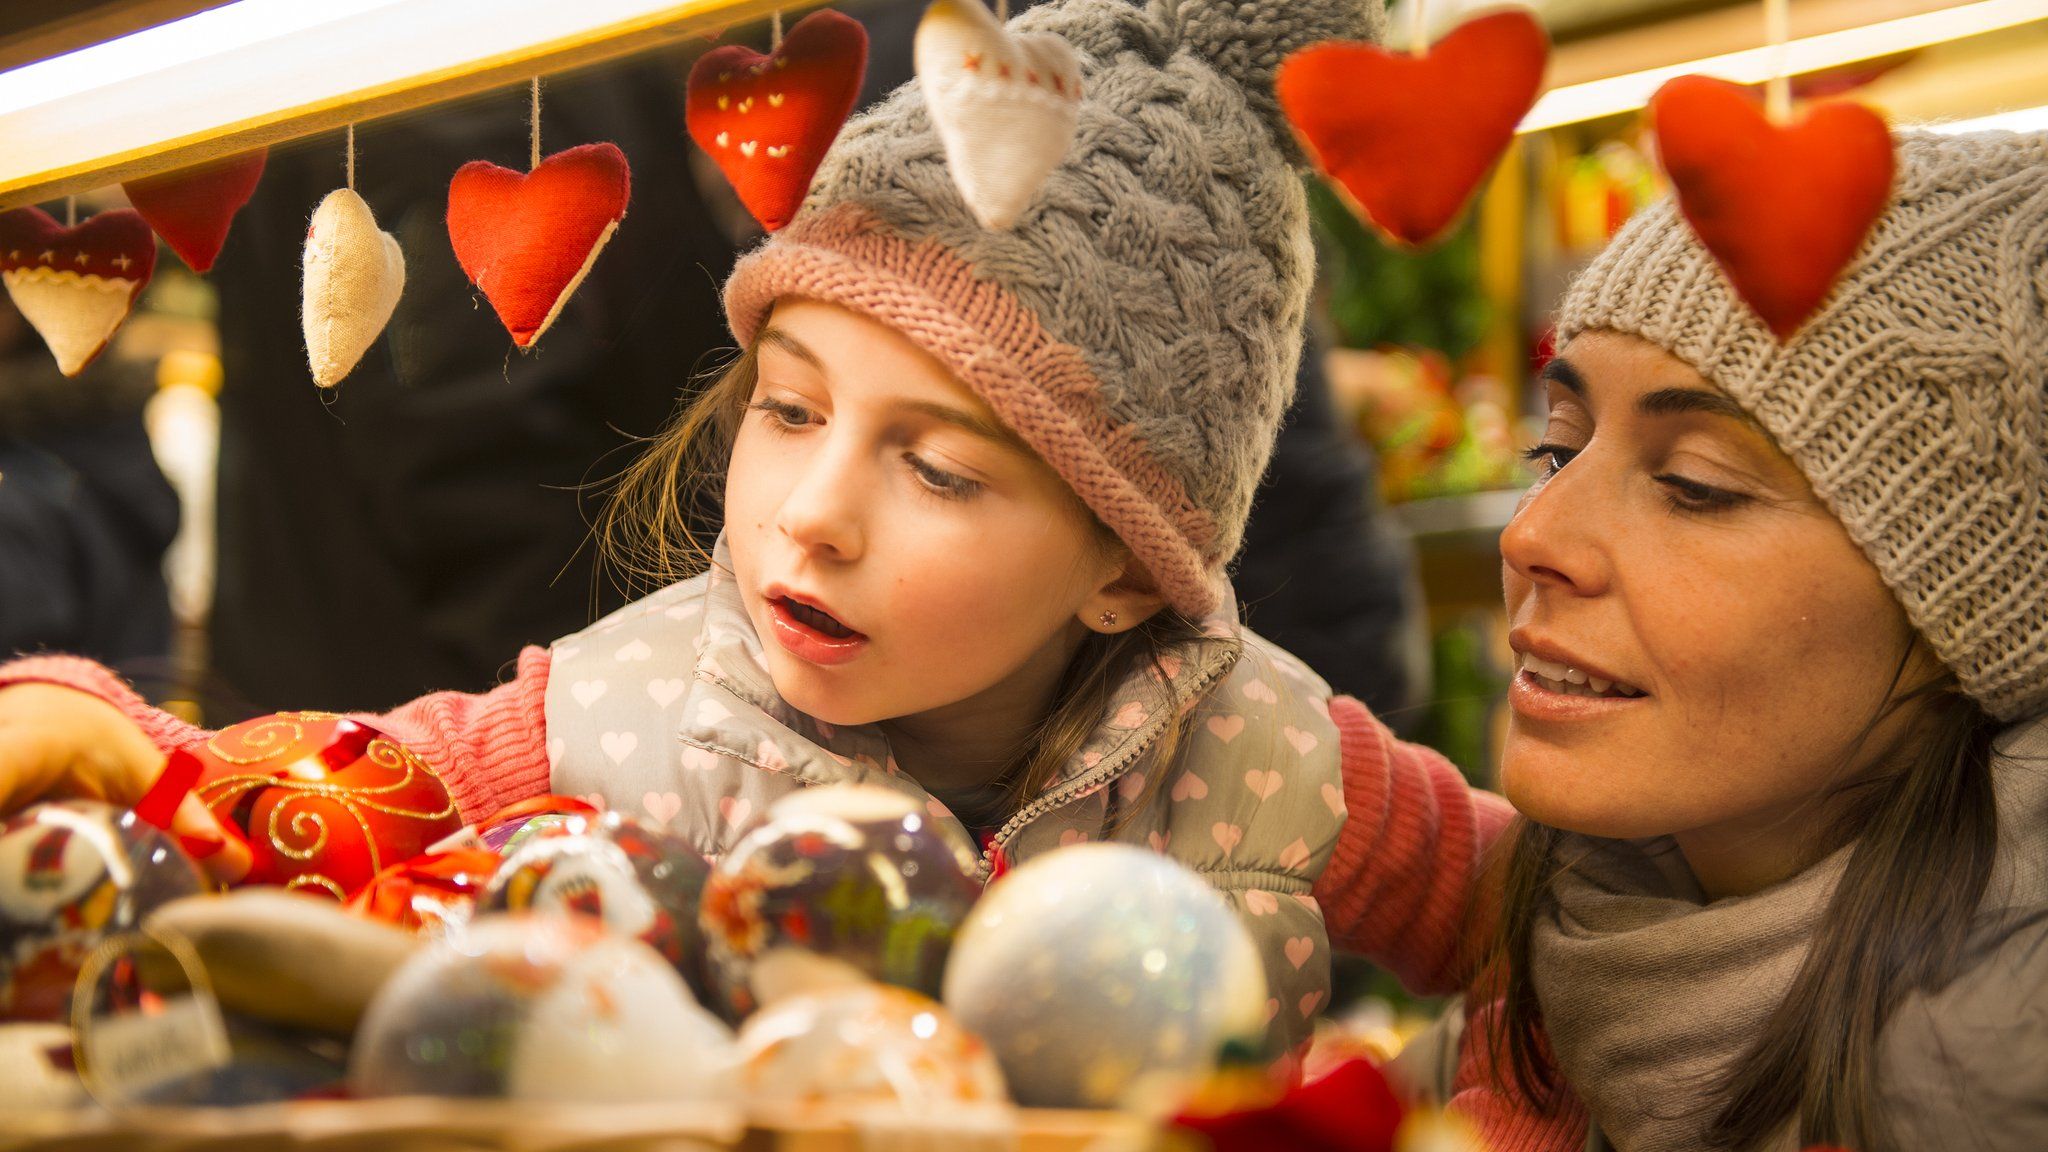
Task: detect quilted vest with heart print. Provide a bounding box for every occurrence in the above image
[544,539,1347,1051]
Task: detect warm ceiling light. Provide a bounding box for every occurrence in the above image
[0,0,764,208]
[1923,103,2048,131]
[1520,0,2048,133]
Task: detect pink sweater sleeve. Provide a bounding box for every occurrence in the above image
[0,649,555,824]
[1311,695,1516,996]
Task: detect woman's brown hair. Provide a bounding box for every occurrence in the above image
[595,347,1226,829]
[1482,647,2000,1152]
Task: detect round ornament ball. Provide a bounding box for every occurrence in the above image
[736,983,1007,1106]
[0,800,206,1022]
[174,712,463,901]
[478,809,713,999]
[350,914,735,1102]
[699,785,981,1022]
[942,843,1267,1109]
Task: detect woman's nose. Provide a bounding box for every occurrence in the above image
[1500,458,1612,598]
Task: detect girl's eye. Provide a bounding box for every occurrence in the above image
[1521,442,1579,478]
[905,452,983,500]
[1655,473,1748,514]
[751,397,816,430]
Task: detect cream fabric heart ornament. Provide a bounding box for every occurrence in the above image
[914,0,1081,230]
[302,188,405,389]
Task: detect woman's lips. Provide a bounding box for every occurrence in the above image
[1508,669,1648,722]
[767,596,868,667]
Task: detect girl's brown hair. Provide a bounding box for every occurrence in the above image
[595,347,1226,828]
[1482,648,2000,1152]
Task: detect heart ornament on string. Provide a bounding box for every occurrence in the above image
[687,9,868,233]
[123,149,267,273]
[303,188,406,388]
[1277,8,1549,248]
[1651,75,1895,340]
[446,141,631,348]
[915,0,1082,231]
[0,208,156,377]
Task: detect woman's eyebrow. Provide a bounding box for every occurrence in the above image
[757,326,823,371]
[1539,357,1585,396]
[1637,387,1758,426]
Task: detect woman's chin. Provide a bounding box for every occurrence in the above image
[1501,746,1671,840]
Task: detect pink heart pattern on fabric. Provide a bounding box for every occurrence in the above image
[1171,773,1209,803]
[1244,769,1284,799]
[1244,889,1279,916]
[1205,714,1246,743]
[642,791,682,824]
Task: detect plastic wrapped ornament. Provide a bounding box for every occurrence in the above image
[942,843,1267,1108]
[350,914,735,1102]
[736,983,1006,1106]
[478,810,712,998]
[347,848,502,939]
[700,785,981,1021]
[0,800,206,1022]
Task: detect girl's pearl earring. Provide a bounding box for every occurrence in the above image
[1098,611,1118,629]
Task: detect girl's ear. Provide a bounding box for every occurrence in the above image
[1077,553,1170,634]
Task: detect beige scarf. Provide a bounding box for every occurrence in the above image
[1530,716,2048,1152]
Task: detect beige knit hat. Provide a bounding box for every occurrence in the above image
[1558,129,2048,721]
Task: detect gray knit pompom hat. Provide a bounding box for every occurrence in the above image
[724,0,1385,618]
[1558,130,2048,721]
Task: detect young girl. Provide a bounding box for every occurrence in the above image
[1318,129,2048,1151]
[0,0,1387,1055]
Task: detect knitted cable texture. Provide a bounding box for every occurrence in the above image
[725,0,1384,617]
[1559,130,2048,720]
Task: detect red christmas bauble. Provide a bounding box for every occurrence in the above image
[171,713,463,901]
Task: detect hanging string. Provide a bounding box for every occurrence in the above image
[1764,0,1791,122]
[529,77,543,171]
[65,196,76,228]
[1408,0,1428,56]
[345,123,356,190]
[771,10,783,50]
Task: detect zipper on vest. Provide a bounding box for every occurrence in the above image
[977,646,1237,879]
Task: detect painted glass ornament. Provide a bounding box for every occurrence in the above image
[700,784,981,1022]
[0,800,205,1022]
[350,914,734,1101]
[943,843,1266,1108]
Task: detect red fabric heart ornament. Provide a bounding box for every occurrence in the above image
[0,207,156,376]
[687,9,868,232]
[1651,75,1895,340]
[123,149,267,273]
[446,141,631,348]
[1170,1058,1406,1152]
[1278,10,1548,248]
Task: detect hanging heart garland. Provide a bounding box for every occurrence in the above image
[1277,9,1548,248]
[915,0,1082,231]
[123,149,267,273]
[303,188,405,388]
[1650,75,1895,340]
[0,207,156,377]
[445,141,631,349]
[687,9,868,233]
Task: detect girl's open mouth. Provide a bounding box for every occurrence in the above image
[766,592,868,667]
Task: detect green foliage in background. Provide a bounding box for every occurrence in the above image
[1306,177,1490,360]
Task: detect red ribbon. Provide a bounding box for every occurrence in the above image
[132,747,205,831]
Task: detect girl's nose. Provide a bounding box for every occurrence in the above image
[775,446,867,562]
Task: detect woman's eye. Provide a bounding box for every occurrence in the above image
[1521,442,1579,478]
[751,397,815,430]
[1655,473,1747,514]
[905,452,983,499]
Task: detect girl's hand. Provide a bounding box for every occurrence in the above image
[0,684,251,884]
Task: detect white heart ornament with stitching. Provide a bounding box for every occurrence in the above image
[915,0,1081,230]
[302,188,405,389]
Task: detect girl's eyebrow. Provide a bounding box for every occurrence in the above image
[896,398,1029,452]
[758,326,822,370]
